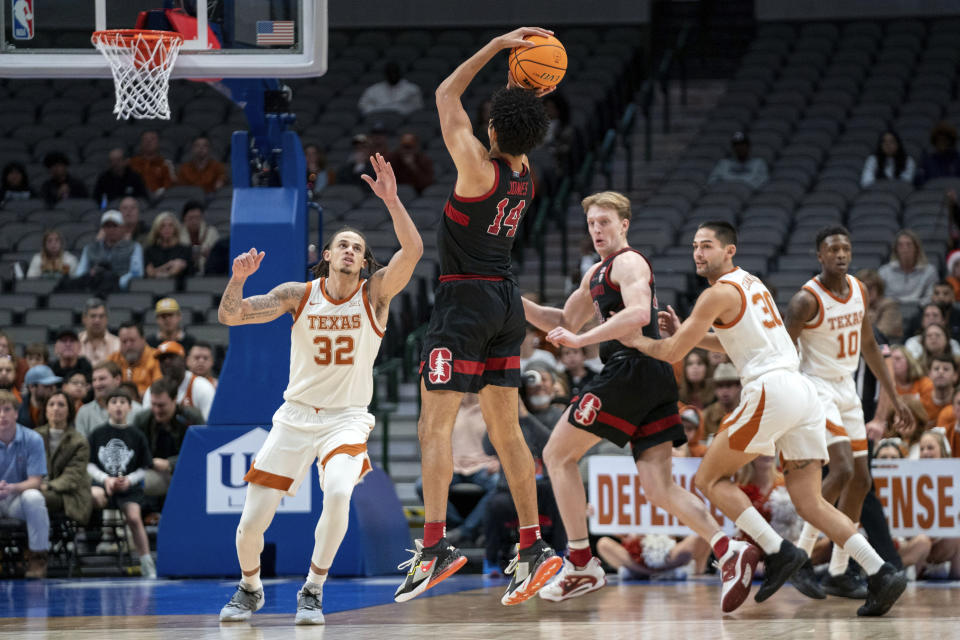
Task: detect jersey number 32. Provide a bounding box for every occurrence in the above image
[314,336,355,365]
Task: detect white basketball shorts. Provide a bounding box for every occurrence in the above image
[244,401,374,495]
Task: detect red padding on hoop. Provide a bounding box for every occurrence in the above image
[165,8,221,49]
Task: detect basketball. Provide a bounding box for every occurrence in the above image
[509,34,567,90]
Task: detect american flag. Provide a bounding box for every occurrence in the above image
[256,20,295,46]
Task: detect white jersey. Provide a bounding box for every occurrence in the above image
[798,275,866,379]
[283,277,385,409]
[712,267,799,384]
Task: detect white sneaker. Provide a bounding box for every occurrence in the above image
[295,583,325,625]
[140,554,157,579]
[538,557,606,602]
[220,583,265,622]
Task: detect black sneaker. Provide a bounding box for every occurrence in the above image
[501,539,563,605]
[755,540,807,603]
[823,566,869,599]
[394,538,467,603]
[857,563,907,617]
[792,559,826,600]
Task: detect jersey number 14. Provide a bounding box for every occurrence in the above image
[487,199,525,237]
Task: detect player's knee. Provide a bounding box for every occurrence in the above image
[850,468,871,497]
[827,450,854,484]
[542,438,572,471]
[693,472,714,497]
[322,485,352,512]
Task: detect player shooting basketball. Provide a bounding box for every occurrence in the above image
[394,27,563,606]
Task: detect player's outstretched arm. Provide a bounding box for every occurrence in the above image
[546,252,650,348]
[625,285,738,363]
[218,248,306,326]
[365,154,423,308]
[436,27,552,181]
[522,263,597,333]
[783,288,819,346]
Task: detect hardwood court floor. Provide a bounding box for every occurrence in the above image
[2,577,959,640]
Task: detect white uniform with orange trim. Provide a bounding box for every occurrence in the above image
[798,275,869,457]
[244,277,386,495]
[712,267,828,461]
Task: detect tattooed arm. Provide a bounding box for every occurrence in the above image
[218,248,307,326]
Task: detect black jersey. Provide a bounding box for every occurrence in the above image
[438,157,534,278]
[589,247,661,362]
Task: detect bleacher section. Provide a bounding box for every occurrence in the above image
[639,18,960,313]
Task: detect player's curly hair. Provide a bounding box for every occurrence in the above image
[311,226,382,279]
[815,225,850,250]
[489,88,550,157]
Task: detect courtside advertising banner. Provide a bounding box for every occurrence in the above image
[872,459,960,537]
[587,456,737,536]
[588,456,960,538]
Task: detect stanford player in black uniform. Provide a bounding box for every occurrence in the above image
[395,27,563,607]
[523,191,761,614]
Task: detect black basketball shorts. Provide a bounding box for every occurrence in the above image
[567,354,686,460]
[420,278,525,393]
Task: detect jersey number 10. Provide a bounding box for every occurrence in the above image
[836,331,859,358]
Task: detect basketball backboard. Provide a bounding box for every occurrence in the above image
[0,0,326,78]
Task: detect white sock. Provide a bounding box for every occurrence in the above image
[241,569,262,591]
[710,531,726,550]
[306,569,327,589]
[842,533,884,576]
[829,543,850,576]
[568,538,590,550]
[797,521,820,556]
[735,507,784,555]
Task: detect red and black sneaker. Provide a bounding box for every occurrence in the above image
[394,538,467,603]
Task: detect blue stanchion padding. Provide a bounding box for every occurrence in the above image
[158,426,412,577]
[208,131,307,426]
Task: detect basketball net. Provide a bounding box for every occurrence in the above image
[92,29,184,120]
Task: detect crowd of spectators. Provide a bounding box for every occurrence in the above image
[0,289,218,578]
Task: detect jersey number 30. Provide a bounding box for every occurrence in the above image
[314,336,354,365]
[487,199,525,237]
[751,292,783,329]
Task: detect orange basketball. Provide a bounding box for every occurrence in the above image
[509,34,567,90]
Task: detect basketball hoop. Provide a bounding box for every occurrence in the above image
[92,29,184,120]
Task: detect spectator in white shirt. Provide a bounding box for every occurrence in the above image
[861,130,916,188]
[358,62,423,116]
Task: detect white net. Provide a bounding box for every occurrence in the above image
[92,30,184,120]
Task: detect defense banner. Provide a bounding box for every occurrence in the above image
[872,459,960,537]
[588,456,736,536]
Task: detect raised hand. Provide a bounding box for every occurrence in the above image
[658,305,682,337]
[505,70,556,97]
[493,27,554,50]
[231,247,265,280]
[361,153,398,202]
